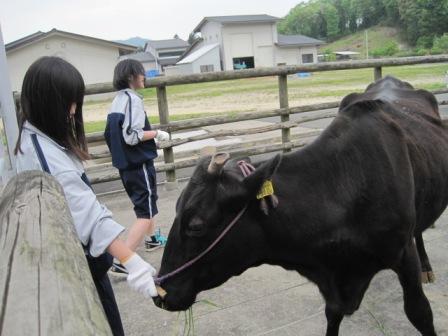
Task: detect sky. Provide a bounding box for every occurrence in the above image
[0,0,300,44]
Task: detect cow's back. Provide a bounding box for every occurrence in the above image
[340,76,448,232]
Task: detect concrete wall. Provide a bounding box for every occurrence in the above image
[221,23,276,70]
[141,60,158,72]
[166,46,220,75]
[191,46,221,73]
[199,21,223,70]
[275,46,319,65]
[6,35,122,91]
[164,63,193,76]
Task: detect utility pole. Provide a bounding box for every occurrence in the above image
[0,23,18,187]
[365,30,369,59]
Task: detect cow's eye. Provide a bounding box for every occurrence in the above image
[186,217,205,237]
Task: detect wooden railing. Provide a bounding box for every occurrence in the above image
[0,171,112,335]
[15,55,448,186]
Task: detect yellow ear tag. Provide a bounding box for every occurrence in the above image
[256,180,274,199]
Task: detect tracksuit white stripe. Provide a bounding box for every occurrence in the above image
[142,163,153,218]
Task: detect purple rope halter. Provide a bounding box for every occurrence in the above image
[154,160,255,286]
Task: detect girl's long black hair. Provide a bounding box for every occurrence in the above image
[15,56,89,161]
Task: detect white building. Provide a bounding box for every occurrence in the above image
[144,37,189,73]
[119,51,158,74]
[5,29,137,92]
[166,14,325,75]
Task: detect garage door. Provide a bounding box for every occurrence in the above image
[230,34,253,57]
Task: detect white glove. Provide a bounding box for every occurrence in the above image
[155,130,170,142]
[123,254,158,298]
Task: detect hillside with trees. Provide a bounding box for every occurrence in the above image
[278,0,448,56]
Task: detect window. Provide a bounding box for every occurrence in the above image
[200,64,214,73]
[233,57,255,70]
[158,50,184,58]
[302,54,314,64]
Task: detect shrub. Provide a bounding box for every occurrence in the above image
[416,36,433,49]
[415,48,430,56]
[371,41,399,58]
[432,34,448,53]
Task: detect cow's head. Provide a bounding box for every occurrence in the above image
[154,152,281,311]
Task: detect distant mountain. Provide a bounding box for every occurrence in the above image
[115,37,150,48]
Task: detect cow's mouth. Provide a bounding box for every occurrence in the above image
[152,285,196,311]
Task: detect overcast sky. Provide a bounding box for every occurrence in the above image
[1,0,301,44]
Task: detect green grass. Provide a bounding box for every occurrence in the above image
[84,63,448,133]
[145,64,448,101]
[320,26,409,59]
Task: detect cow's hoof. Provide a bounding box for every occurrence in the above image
[421,271,436,283]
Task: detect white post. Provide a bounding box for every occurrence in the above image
[0,23,18,187]
[365,30,369,59]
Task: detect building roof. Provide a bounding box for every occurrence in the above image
[334,51,360,55]
[158,58,180,66]
[194,14,280,33]
[119,51,156,63]
[145,38,189,51]
[277,34,325,47]
[5,29,138,53]
[177,37,204,62]
[177,43,219,64]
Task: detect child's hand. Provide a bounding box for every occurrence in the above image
[123,254,158,298]
[155,130,170,142]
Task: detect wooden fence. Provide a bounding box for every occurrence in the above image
[0,171,112,336]
[15,55,448,186]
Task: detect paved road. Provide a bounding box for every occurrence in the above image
[100,181,448,336]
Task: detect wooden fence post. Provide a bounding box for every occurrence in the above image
[0,171,112,336]
[278,74,291,152]
[157,86,177,189]
[374,66,382,81]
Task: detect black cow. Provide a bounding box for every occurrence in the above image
[155,76,448,336]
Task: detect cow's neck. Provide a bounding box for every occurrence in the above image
[255,138,361,273]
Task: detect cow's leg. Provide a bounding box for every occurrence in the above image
[415,232,435,283]
[394,242,436,336]
[325,305,343,336]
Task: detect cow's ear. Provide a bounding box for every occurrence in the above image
[243,154,282,197]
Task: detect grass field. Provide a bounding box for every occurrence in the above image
[319,26,408,59]
[83,63,448,133]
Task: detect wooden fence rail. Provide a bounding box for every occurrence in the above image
[13,55,448,186]
[0,171,112,336]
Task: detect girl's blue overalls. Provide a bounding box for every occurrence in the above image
[31,134,125,336]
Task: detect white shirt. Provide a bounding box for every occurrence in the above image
[15,121,124,257]
[109,88,146,145]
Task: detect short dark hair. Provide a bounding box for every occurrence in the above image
[15,56,89,161]
[113,59,145,90]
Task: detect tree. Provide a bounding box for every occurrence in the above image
[188,32,200,45]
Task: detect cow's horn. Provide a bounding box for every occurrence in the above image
[208,152,230,174]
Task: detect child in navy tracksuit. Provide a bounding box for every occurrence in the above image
[105,59,169,275]
[15,56,160,336]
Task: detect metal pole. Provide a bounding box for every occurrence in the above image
[0,23,18,187]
